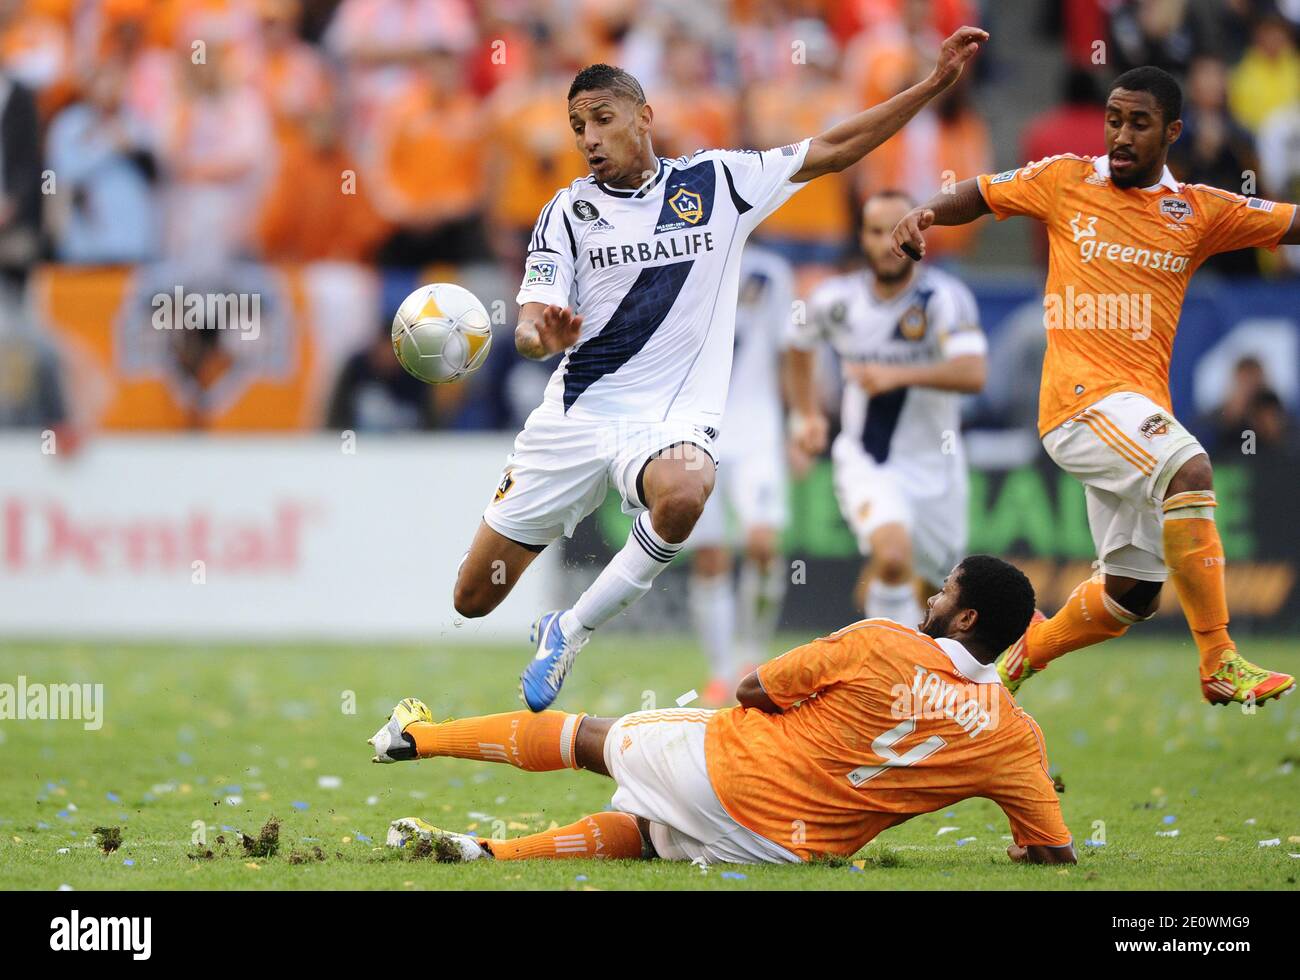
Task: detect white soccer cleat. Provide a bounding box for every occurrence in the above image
[386,817,489,862]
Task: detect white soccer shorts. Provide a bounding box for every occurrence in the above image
[603,708,800,865]
[689,440,788,548]
[484,404,718,548]
[1042,390,1205,582]
[831,438,968,588]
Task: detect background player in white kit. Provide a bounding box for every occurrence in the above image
[688,244,812,705]
[450,30,989,712]
[793,190,987,627]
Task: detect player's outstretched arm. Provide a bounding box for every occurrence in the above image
[514,302,583,360]
[891,178,991,259]
[1007,842,1078,865]
[792,26,988,183]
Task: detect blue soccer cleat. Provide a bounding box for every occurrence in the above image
[520,610,587,712]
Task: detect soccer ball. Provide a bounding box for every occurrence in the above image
[391,282,493,384]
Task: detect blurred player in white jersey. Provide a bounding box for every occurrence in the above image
[450,30,989,712]
[688,245,800,704]
[793,190,987,626]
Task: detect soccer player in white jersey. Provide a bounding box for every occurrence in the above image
[451,29,989,712]
[688,244,801,705]
[793,190,987,627]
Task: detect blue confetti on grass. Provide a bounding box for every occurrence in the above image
[720,872,747,880]
[1162,814,1177,825]
[106,792,120,804]
[291,801,309,811]
[1084,838,1106,847]
[220,825,235,832]
[178,753,193,766]
[575,875,588,881]
[55,810,72,821]
[354,832,372,844]
[123,859,134,867]
[37,822,50,831]
[848,865,865,874]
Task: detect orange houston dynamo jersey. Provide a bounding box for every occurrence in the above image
[703,620,1070,860]
[975,155,1296,436]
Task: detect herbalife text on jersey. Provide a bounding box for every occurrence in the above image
[1042,285,1153,341]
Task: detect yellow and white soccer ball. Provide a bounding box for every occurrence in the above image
[391,282,493,384]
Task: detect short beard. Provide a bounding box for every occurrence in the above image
[870,262,911,285]
[920,609,952,641]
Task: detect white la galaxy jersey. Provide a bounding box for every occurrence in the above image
[800,265,987,490]
[721,245,796,453]
[515,140,811,428]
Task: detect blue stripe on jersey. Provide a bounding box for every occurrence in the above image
[562,260,694,412]
[654,160,716,234]
[529,193,561,252]
[862,387,908,463]
[720,161,753,215]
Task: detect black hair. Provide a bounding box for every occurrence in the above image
[1110,66,1183,125]
[865,188,916,208]
[954,555,1036,656]
[568,64,645,106]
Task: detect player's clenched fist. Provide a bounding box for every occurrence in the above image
[515,302,584,360]
[891,207,936,260]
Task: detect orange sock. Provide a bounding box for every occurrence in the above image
[406,711,585,771]
[1162,491,1233,676]
[485,811,646,860]
[1025,574,1140,669]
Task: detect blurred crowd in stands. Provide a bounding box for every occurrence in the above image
[0,0,1298,441]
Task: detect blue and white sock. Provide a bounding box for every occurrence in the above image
[563,512,683,641]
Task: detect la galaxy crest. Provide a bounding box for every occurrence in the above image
[897,303,928,341]
[494,469,516,502]
[667,188,704,225]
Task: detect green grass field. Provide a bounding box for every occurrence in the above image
[1,634,1298,890]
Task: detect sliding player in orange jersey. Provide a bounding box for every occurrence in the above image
[368,555,1075,866]
[892,66,1299,706]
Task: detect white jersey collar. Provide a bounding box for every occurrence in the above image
[1092,155,1180,192]
[934,637,1001,685]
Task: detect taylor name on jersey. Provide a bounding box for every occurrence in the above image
[516,141,811,427]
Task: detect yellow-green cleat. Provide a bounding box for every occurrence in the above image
[996,609,1046,695]
[1201,651,1295,706]
[368,697,433,763]
[386,817,489,861]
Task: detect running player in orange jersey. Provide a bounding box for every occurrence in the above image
[368,555,1075,866]
[892,66,1299,706]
